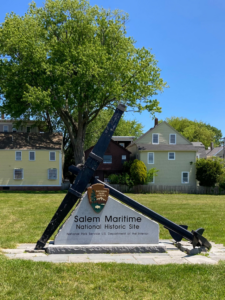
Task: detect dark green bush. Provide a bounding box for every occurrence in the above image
[196,158,224,187]
[218,174,225,190]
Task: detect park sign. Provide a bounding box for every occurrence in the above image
[87,184,109,213]
[54,187,159,245]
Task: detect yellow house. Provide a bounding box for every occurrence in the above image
[127,119,197,187]
[0,132,63,191]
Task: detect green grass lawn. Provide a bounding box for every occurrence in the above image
[0,192,224,248]
[0,192,225,299]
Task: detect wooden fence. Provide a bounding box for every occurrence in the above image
[109,184,225,195]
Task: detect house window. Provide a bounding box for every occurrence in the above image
[15,151,22,161]
[122,155,126,160]
[103,155,112,164]
[119,143,125,147]
[152,133,159,144]
[29,151,35,161]
[182,172,189,184]
[168,152,175,160]
[27,127,31,133]
[169,134,176,144]
[49,151,56,161]
[148,152,154,164]
[48,168,57,180]
[3,125,8,132]
[14,169,23,180]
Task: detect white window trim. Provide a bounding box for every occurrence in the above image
[152,133,159,144]
[29,151,36,161]
[48,168,57,180]
[181,171,189,184]
[148,152,154,164]
[169,134,176,145]
[3,125,8,132]
[14,169,24,180]
[15,151,22,161]
[168,152,175,160]
[49,151,56,161]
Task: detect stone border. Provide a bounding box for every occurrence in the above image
[45,243,166,254]
[2,240,225,265]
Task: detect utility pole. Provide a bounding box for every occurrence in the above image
[221,137,225,160]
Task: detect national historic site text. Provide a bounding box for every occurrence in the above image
[74,215,143,230]
[54,192,159,245]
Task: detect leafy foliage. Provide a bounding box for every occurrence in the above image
[163,117,222,148]
[218,174,225,190]
[108,173,134,189]
[130,159,147,185]
[0,0,166,164]
[144,168,159,184]
[196,158,224,187]
[109,159,157,188]
[84,109,144,150]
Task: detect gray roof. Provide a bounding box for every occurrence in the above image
[207,147,223,157]
[191,142,207,158]
[191,142,205,147]
[0,132,63,150]
[136,144,197,151]
[112,136,135,142]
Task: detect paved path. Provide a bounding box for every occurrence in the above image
[2,240,225,265]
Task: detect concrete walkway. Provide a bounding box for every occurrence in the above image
[2,240,225,265]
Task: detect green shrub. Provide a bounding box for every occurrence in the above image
[218,173,225,190]
[196,158,224,187]
[130,159,147,185]
[144,168,159,184]
[122,160,134,173]
[108,174,120,184]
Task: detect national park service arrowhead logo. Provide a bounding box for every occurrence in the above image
[87,183,109,213]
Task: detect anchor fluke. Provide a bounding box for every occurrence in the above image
[165,225,188,242]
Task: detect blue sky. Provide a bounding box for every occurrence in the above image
[1,0,225,136]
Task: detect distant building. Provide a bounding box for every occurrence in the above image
[127,119,197,187]
[111,136,135,148]
[0,117,45,133]
[85,138,133,182]
[0,113,64,192]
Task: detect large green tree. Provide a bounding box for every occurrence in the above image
[0,0,166,164]
[84,109,144,150]
[64,110,144,180]
[163,117,222,148]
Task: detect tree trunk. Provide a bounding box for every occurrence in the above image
[58,108,87,165]
[73,114,87,165]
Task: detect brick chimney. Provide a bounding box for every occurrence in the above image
[154,118,158,127]
[211,142,214,150]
